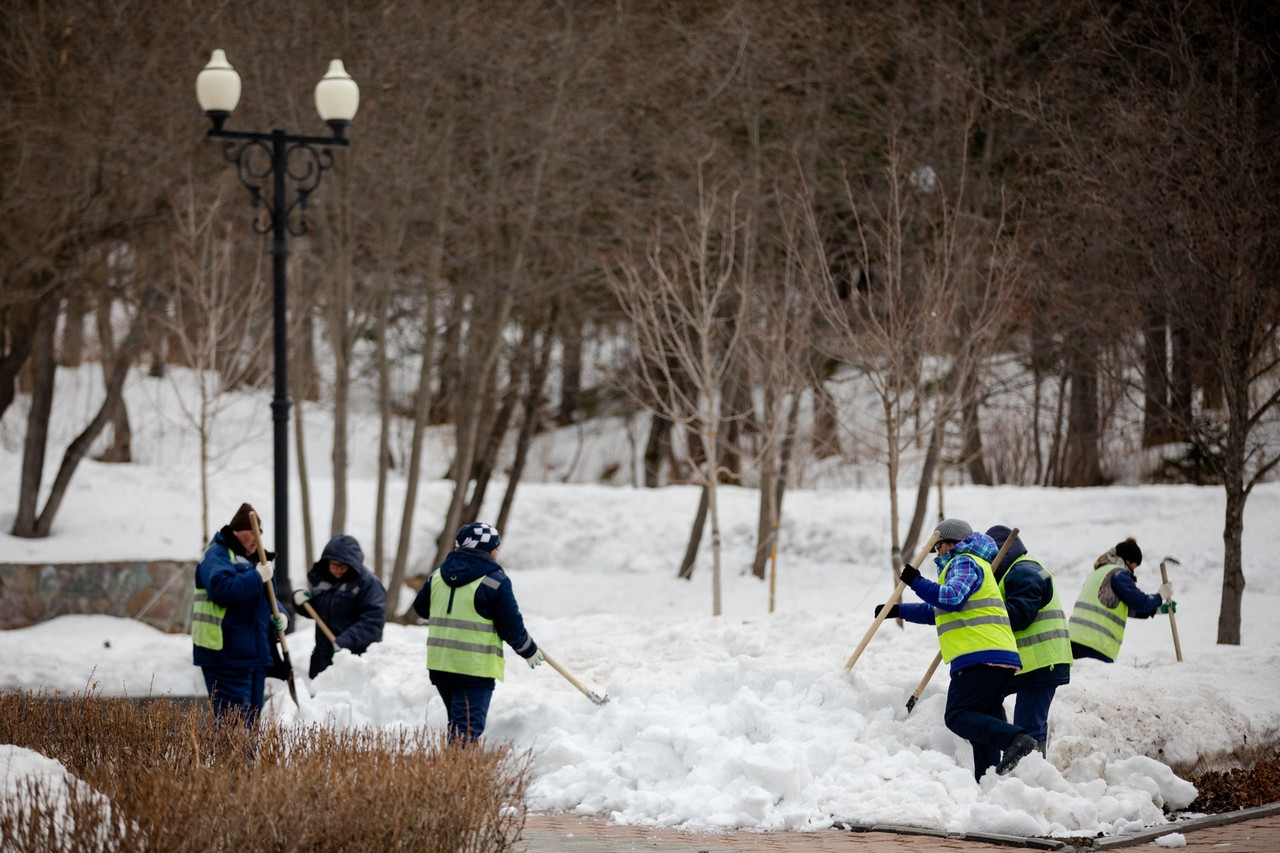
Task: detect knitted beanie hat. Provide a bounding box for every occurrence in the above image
[455,521,501,553]
[1115,538,1142,566]
[229,502,257,532]
[935,518,973,545]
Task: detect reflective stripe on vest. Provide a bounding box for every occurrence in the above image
[191,548,232,650]
[997,555,1072,674]
[934,553,1019,664]
[1069,563,1128,659]
[426,571,505,680]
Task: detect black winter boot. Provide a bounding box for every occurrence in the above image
[996,734,1037,775]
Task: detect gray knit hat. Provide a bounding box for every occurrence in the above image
[935,518,973,545]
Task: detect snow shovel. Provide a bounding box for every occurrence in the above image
[905,527,1020,712]
[844,531,941,672]
[249,512,299,706]
[1160,556,1183,662]
[540,649,609,706]
[292,589,339,647]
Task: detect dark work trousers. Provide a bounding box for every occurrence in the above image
[1009,684,1057,744]
[435,683,494,744]
[944,664,1026,780]
[201,665,267,729]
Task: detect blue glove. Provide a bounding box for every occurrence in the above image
[527,649,546,669]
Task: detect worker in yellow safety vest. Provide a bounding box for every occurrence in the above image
[1069,538,1172,663]
[986,526,1072,756]
[412,522,544,742]
[877,518,1039,779]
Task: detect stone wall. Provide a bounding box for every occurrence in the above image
[0,561,193,634]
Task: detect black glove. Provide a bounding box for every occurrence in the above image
[899,564,921,585]
[874,603,900,620]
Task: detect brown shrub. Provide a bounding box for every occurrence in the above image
[0,690,529,852]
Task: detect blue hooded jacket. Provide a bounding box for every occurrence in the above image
[411,546,538,688]
[192,527,273,669]
[302,534,387,678]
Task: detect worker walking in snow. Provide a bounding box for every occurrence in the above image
[1069,538,1173,663]
[292,533,387,679]
[986,525,1072,756]
[412,522,545,743]
[877,518,1038,779]
[191,502,283,728]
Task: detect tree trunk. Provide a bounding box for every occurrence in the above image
[752,392,801,582]
[961,373,989,485]
[1142,305,1173,447]
[374,281,392,582]
[15,284,161,538]
[387,282,439,618]
[11,304,57,536]
[902,414,944,561]
[811,374,841,459]
[677,485,709,580]
[643,413,672,487]
[87,288,131,464]
[557,315,582,426]
[61,290,86,367]
[463,380,518,522]
[1170,324,1193,436]
[433,292,514,568]
[1063,347,1102,486]
[1218,475,1246,645]
[497,322,552,533]
[0,297,46,422]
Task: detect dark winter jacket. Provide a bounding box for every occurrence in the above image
[899,530,1022,674]
[302,534,387,678]
[192,527,274,669]
[411,547,538,689]
[987,527,1070,690]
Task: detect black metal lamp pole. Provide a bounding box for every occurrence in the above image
[196,51,359,606]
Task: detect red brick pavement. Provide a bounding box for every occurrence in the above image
[519,811,1280,852]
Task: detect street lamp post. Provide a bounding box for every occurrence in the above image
[196,50,359,606]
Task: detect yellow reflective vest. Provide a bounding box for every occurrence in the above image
[426,570,505,680]
[192,547,232,651]
[1069,563,1129,660]
[935,553,1020,664]
[997,556,1072,674]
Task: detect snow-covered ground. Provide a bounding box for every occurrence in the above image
[2,366,1278,838]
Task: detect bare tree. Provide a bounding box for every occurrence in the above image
[804,126,1021,578]
[163,174,270,542]
[610,164,751,616]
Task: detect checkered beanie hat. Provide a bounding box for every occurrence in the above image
[455,522,501,553]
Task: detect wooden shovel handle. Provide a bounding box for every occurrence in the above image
[1160,561,1183,663]
[845,531,941,672]
[249,511,289,654]
[300,597,339,645]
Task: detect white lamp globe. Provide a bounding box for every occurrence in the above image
[314,59,359,131]
[196,49,241,116]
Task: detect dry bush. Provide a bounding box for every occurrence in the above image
[0,691,528,852]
